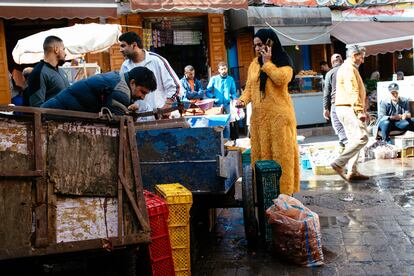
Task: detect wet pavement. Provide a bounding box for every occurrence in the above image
[193,147,414,275]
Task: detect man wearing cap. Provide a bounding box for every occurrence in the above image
[377,83,414,142]
[331,45,369,182]
[323,53,347,151]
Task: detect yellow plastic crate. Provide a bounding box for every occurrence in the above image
[401,147,414,158]
[307,145,338,175]
[155,183,192,276]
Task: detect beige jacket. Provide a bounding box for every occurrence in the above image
[335,59,366,113]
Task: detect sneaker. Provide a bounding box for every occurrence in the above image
[348,172,369,181]
[331,163,349,182]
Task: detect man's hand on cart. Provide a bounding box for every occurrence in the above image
[128,103,139,112]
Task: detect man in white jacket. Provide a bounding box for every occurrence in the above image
[119,32,182,119]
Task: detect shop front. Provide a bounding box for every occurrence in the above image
[229,6,333,126]
[0,0,119,104]
[0,0,248,104]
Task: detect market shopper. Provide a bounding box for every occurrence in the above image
[25,36,69,107]
[323,53,347,150]
[181,65,204,100]
[119,32,181,118]
[206,62,238,139]
[236,28,299,195]
[331,45,369,182]
[41,67,157,115]
[320,60,330,78]
[377,83,414,142]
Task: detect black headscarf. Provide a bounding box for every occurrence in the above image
[254,29,294,94]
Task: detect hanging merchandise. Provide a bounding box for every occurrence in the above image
[143,29,153,50]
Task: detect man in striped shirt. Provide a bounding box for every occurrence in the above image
[119,32,182,119]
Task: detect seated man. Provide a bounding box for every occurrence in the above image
[377,83,414,143]
[41,67,157,115]
[180,65,204,100]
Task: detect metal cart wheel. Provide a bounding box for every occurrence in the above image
[242,165,258,249]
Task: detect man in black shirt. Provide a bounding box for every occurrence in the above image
[24,36,69,107]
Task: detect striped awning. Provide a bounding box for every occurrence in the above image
[0,0,118,19]
[331,21,414,56]
[130,0,248,11]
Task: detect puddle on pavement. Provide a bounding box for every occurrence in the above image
[394,190,414,208]
[319,215,352,227]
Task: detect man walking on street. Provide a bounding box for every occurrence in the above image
[331,45,369,182]
[119,32,181,118]
[323,53,347,151]
[25,36,69,107]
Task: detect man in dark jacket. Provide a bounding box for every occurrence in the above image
[41,67,157,115]
[25,36,70,107]
[180,65,204,100]
[323,53,347,149]
[377,83,414,142]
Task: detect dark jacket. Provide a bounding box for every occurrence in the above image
[377,97,410,125]
[180,77,204,99]
[41,72,133,115]
[25,60,70,107]
[323,65,340,111]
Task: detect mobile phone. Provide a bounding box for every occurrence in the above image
[266,38,274,48]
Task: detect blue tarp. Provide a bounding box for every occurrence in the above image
[185,114,230,128]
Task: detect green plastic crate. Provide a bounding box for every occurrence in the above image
[242,149,251,166]
[255,160,281,243]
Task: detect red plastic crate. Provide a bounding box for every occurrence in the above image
[144,190,175,276]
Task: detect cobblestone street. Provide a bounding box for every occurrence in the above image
[193,157,414,276]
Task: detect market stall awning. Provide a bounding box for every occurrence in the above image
[330,21,414,56]
[0,0,118,19]
[130,0,248,11]
[229,7,332,45]
[13,23,122,64]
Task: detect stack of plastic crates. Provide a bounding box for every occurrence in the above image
[143,190,175,276]
[254,160,281,243]
[393,135,414,158]
[155,183,193,276]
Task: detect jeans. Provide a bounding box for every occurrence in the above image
[330,105,347,145]
[378,118,414,141]
[222,104,230,139]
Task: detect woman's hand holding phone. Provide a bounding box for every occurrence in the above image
[261,43,272,64]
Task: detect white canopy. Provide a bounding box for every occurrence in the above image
[12,23,122,64]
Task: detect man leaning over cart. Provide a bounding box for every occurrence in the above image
[41,67,157,115]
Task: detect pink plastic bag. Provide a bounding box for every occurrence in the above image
[266,194,324,267]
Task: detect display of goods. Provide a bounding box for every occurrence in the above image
[296,70,318,76]
[307,145,338,175]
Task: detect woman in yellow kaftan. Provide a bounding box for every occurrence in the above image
[237,29,300,195]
